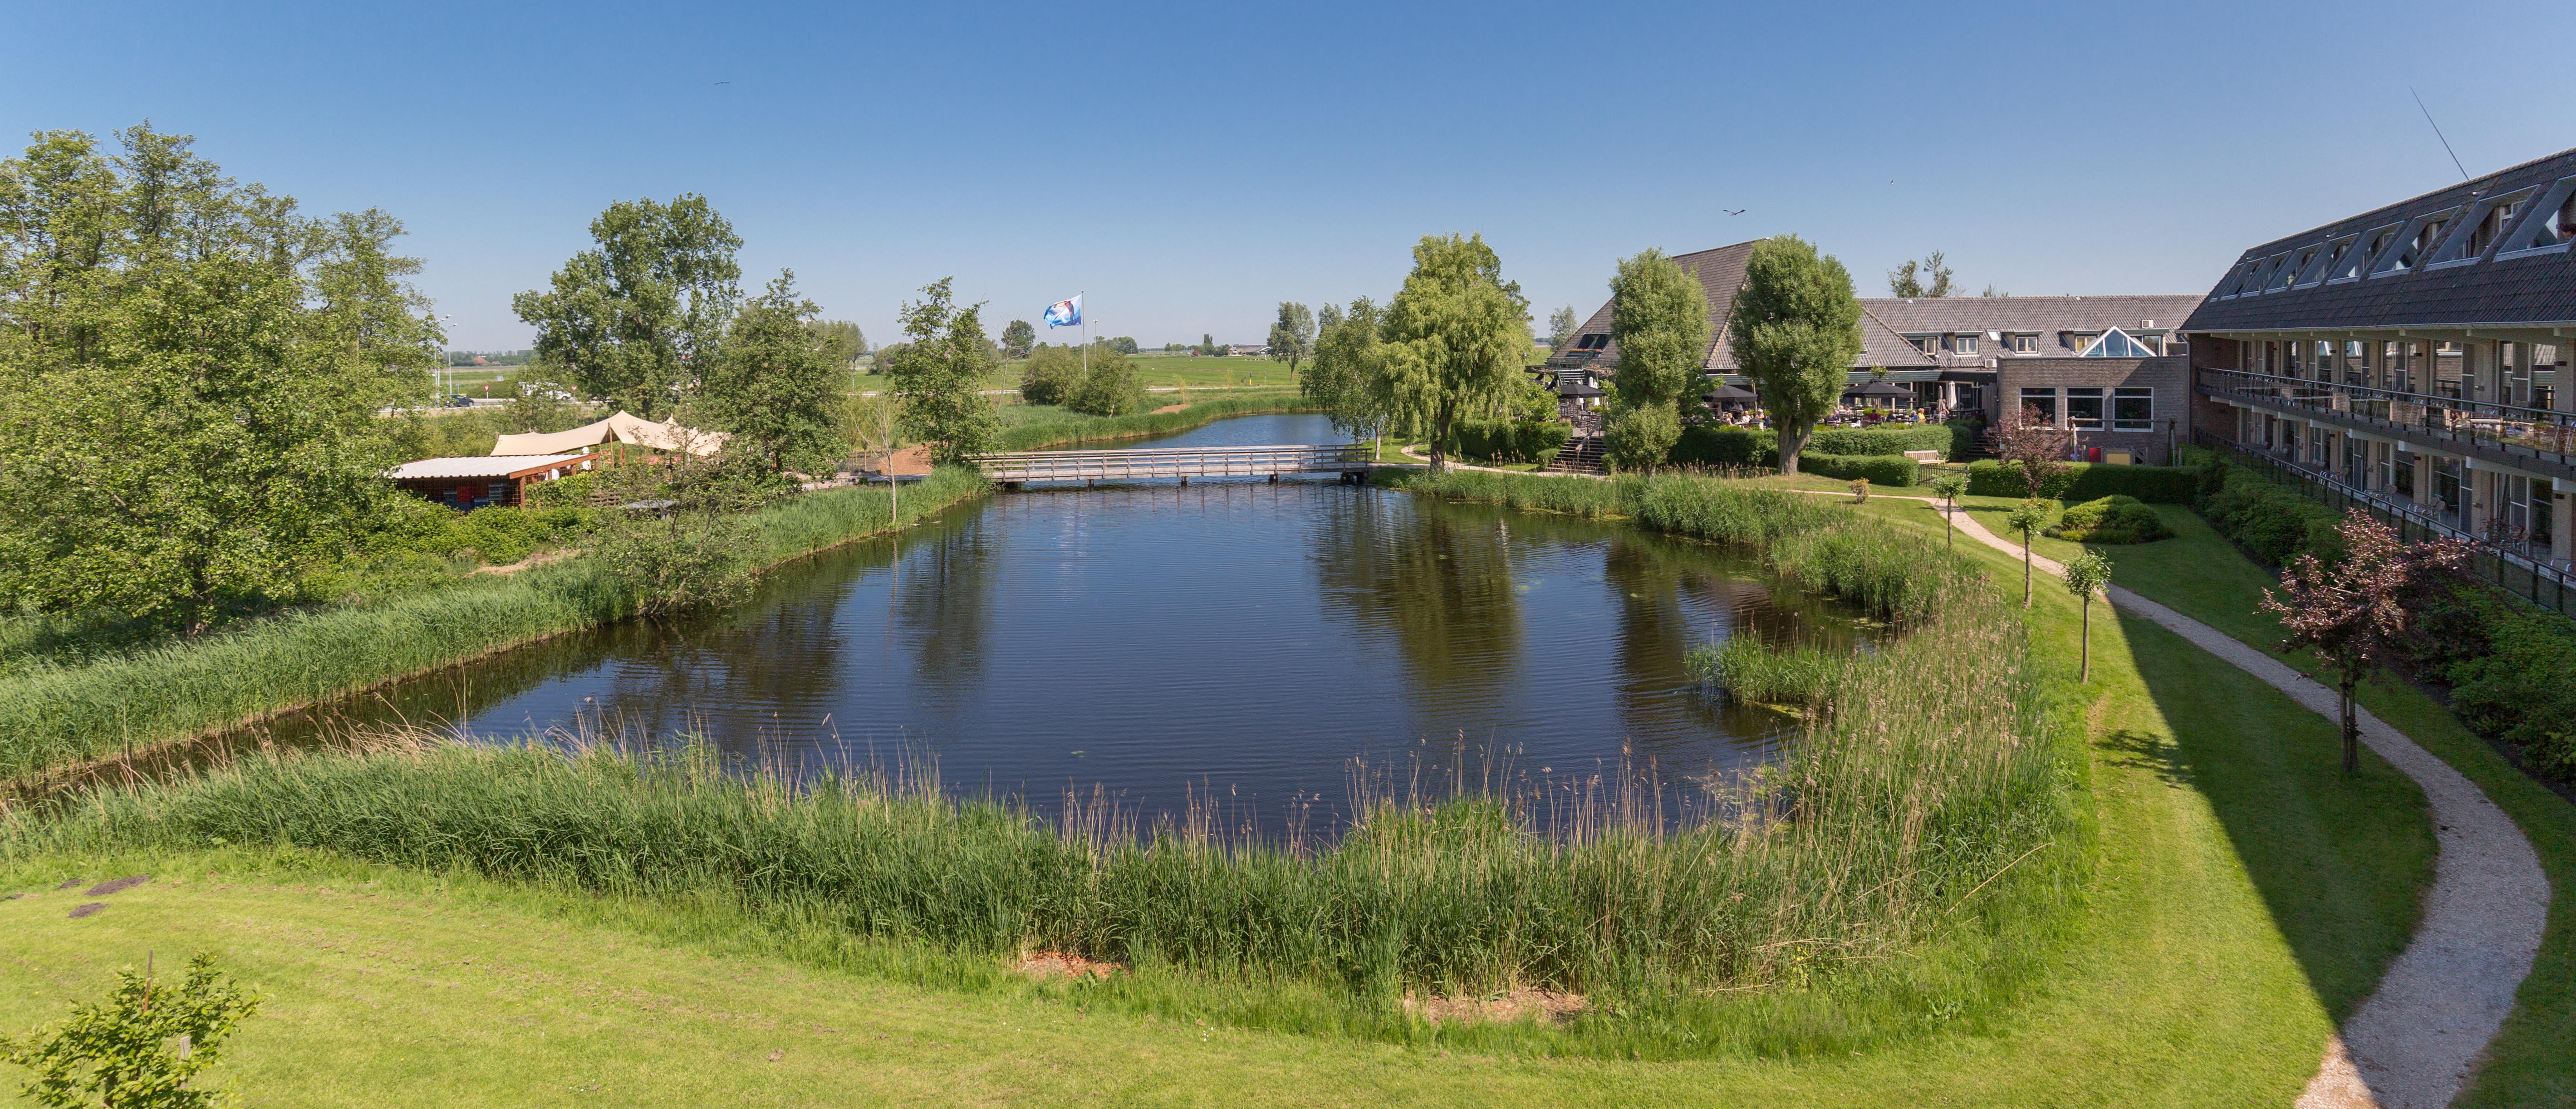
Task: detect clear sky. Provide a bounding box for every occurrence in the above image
[7,0,2571,351]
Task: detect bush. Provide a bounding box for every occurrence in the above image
[1065,353,1147,416]
[2445,610,2576,779]
[1799,452,1918,487]
[1018,346,1084,407]
[2046,495,2170,544]
[1604,405,1681,471]
[2198,466,2343,567]
[1965,459,2204,503]
[1444,418,1570,466]
[1669,425,1776,468]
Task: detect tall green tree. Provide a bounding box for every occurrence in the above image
[1601,249,1710,471]
[1302,298,1401,442]
[511,194,741,418]
[0,124,438,633]
[1729,235,1862,476]
[1886,250,1953,298]
[999,318,1035,359]
[884,277,999,463]
[1546,305,1580,350]
[700,270,842,476]
[1267,301,1315,375]
[1379,233,1531,473]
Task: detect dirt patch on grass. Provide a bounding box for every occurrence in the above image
[1402,989,1587,1026]
[1015,951,1122,981]
[1151,403,1188,415]
[55,878,83,889]
[67,903,105,918]
[85,875,150,896]
[471,548,576,576]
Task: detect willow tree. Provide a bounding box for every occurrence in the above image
[1602,248,1710,471]
[1727,236,1861,476]
[1302,297,1403,447]
[1380,234,1531,473]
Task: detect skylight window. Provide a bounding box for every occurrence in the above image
[2429,188,2537,268]
[2216,258,2263,299]
[2296,236,2352,287]
[2371,208,2459,276]
[2496,176,2576,257]
[2271,246,2318,291]
[2077,328,2160,358]
[2334,225,2400,282]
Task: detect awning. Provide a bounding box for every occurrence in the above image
[490,411,729,457]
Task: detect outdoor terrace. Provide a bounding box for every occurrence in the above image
[2195,366,2576,481]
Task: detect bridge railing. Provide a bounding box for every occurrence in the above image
[974,443,1374,483]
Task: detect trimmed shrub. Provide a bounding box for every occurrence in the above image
[2046,495,2170,544]
[2446,609,2576,780]
[2198,466,2343,567]
[1799,452,1918,487]
[1806,423,1959,460]
[1965,459,2204,503]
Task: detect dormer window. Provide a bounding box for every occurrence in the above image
[1950,334,1979,355]
[1907,334,1933,354]
[2497,176,2576,257]
[2339,224,2402,281]
[2011,334,2037,354]
[2295,236,2350,286]
[2266,249,2309,292]
[2373,209,2458,276]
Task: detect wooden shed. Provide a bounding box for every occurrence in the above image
[388,454,599,510]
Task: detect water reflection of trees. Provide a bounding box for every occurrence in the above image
[1308,491,1523,708]
[891,512,1001,710]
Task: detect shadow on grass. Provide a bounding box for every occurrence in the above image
[2115,606,2435,1027]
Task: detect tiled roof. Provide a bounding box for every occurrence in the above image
[1863,295,2206,366]
[2183,145,2576,333]
[1548,240,1936,373]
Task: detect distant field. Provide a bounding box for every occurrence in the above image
[977,353,1299,393]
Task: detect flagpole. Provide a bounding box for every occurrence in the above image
[1079,290,1088,378]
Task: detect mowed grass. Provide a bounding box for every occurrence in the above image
[0,475,2446,1105]
[980,353,1300,393]
[1939,495,2576,1109]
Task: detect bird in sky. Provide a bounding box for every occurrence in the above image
[1724,208,1746,216]
[715,80,731,85]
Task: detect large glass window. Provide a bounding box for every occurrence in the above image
[2019,387,2057,426]
[2113,387,2154,431]
[2066,388,2104,430]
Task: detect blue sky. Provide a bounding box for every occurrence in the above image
[6,0,2571,350]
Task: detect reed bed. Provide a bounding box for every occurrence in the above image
[9,471,2077,1055]
[0,468,988,780]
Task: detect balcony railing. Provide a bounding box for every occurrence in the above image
[2194,431,2573,617]
[2195,367,2576,470]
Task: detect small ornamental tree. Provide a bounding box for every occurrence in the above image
[1,952,260,1109]
[2259,510,2471,774]
[1728,236,1863,476]
[2005,498,2052,608]
[883,278,1001,464]
[999,319,1035,360]
[1267,301,1315,375]
[1987,405,2075,497]
[1929,473,1969,553]
[2062,551,2112,682]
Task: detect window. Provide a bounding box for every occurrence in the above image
[2217,258,2264,299]
[2011,334,2037,354]
[2066,387,2105,429]
[2019,387,2057,426]
[2372,209,2458,275]
[2496,176,2576,256]
[2394,450,2414,497]
[2265,250,2306,292]
[2078,328,2159,358]
[1908,335,1933,354]
[2113,387,2153,431]
[2297,235,2354,286]
[2339,224,2403,281]
[2064,332,2096,353]
[1951,334,1979,354]
[2435,188,2535,264]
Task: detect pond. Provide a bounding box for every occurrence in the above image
[251,414,1866,828]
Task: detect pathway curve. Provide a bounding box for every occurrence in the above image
[1929,502,2549,1109]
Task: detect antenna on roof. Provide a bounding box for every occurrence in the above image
[2410,85,2470,182]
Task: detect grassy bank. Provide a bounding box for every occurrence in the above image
[0,469,2447,1103]
[996,391,1314,450]
[0,468,988,781]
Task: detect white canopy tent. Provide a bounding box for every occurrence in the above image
[491,411,728,457]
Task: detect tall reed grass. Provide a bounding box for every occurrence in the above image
[9,471,2080,1057]
[0,468,989,780]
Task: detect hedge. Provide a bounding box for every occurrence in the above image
[1444,419,1571,466]
[1670,426,1776,468]
[1672,422,1974,469]
[1799,452,1919,487]
[1965,460,2205,504]
[1806,423,1968,461]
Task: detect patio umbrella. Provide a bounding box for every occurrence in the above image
[1843,381,1912,398]
[1702,383,1759,404]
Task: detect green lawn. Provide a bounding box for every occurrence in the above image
[0,478,2456,1105]
[981,353,1300,393]
[1941,497,2576,1109]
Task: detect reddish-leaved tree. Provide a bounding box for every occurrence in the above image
[2258,510,2468,774]
[1985,405,2075,498]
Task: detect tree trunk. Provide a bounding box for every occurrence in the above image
[2022,539,2033,608]
[2080,596,2091,682]
[1945,501,1955,551]
[2340,670,2360,775]
[1779,423,1810,476]
[1428,401,1452,474]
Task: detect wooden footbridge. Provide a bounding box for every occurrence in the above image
[976,443,1374,488]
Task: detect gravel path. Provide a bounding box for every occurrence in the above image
[1934,502,2550,1109]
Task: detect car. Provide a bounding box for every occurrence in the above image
[442,394,475,407]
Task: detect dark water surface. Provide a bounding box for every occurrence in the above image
[254,415,1864,826]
